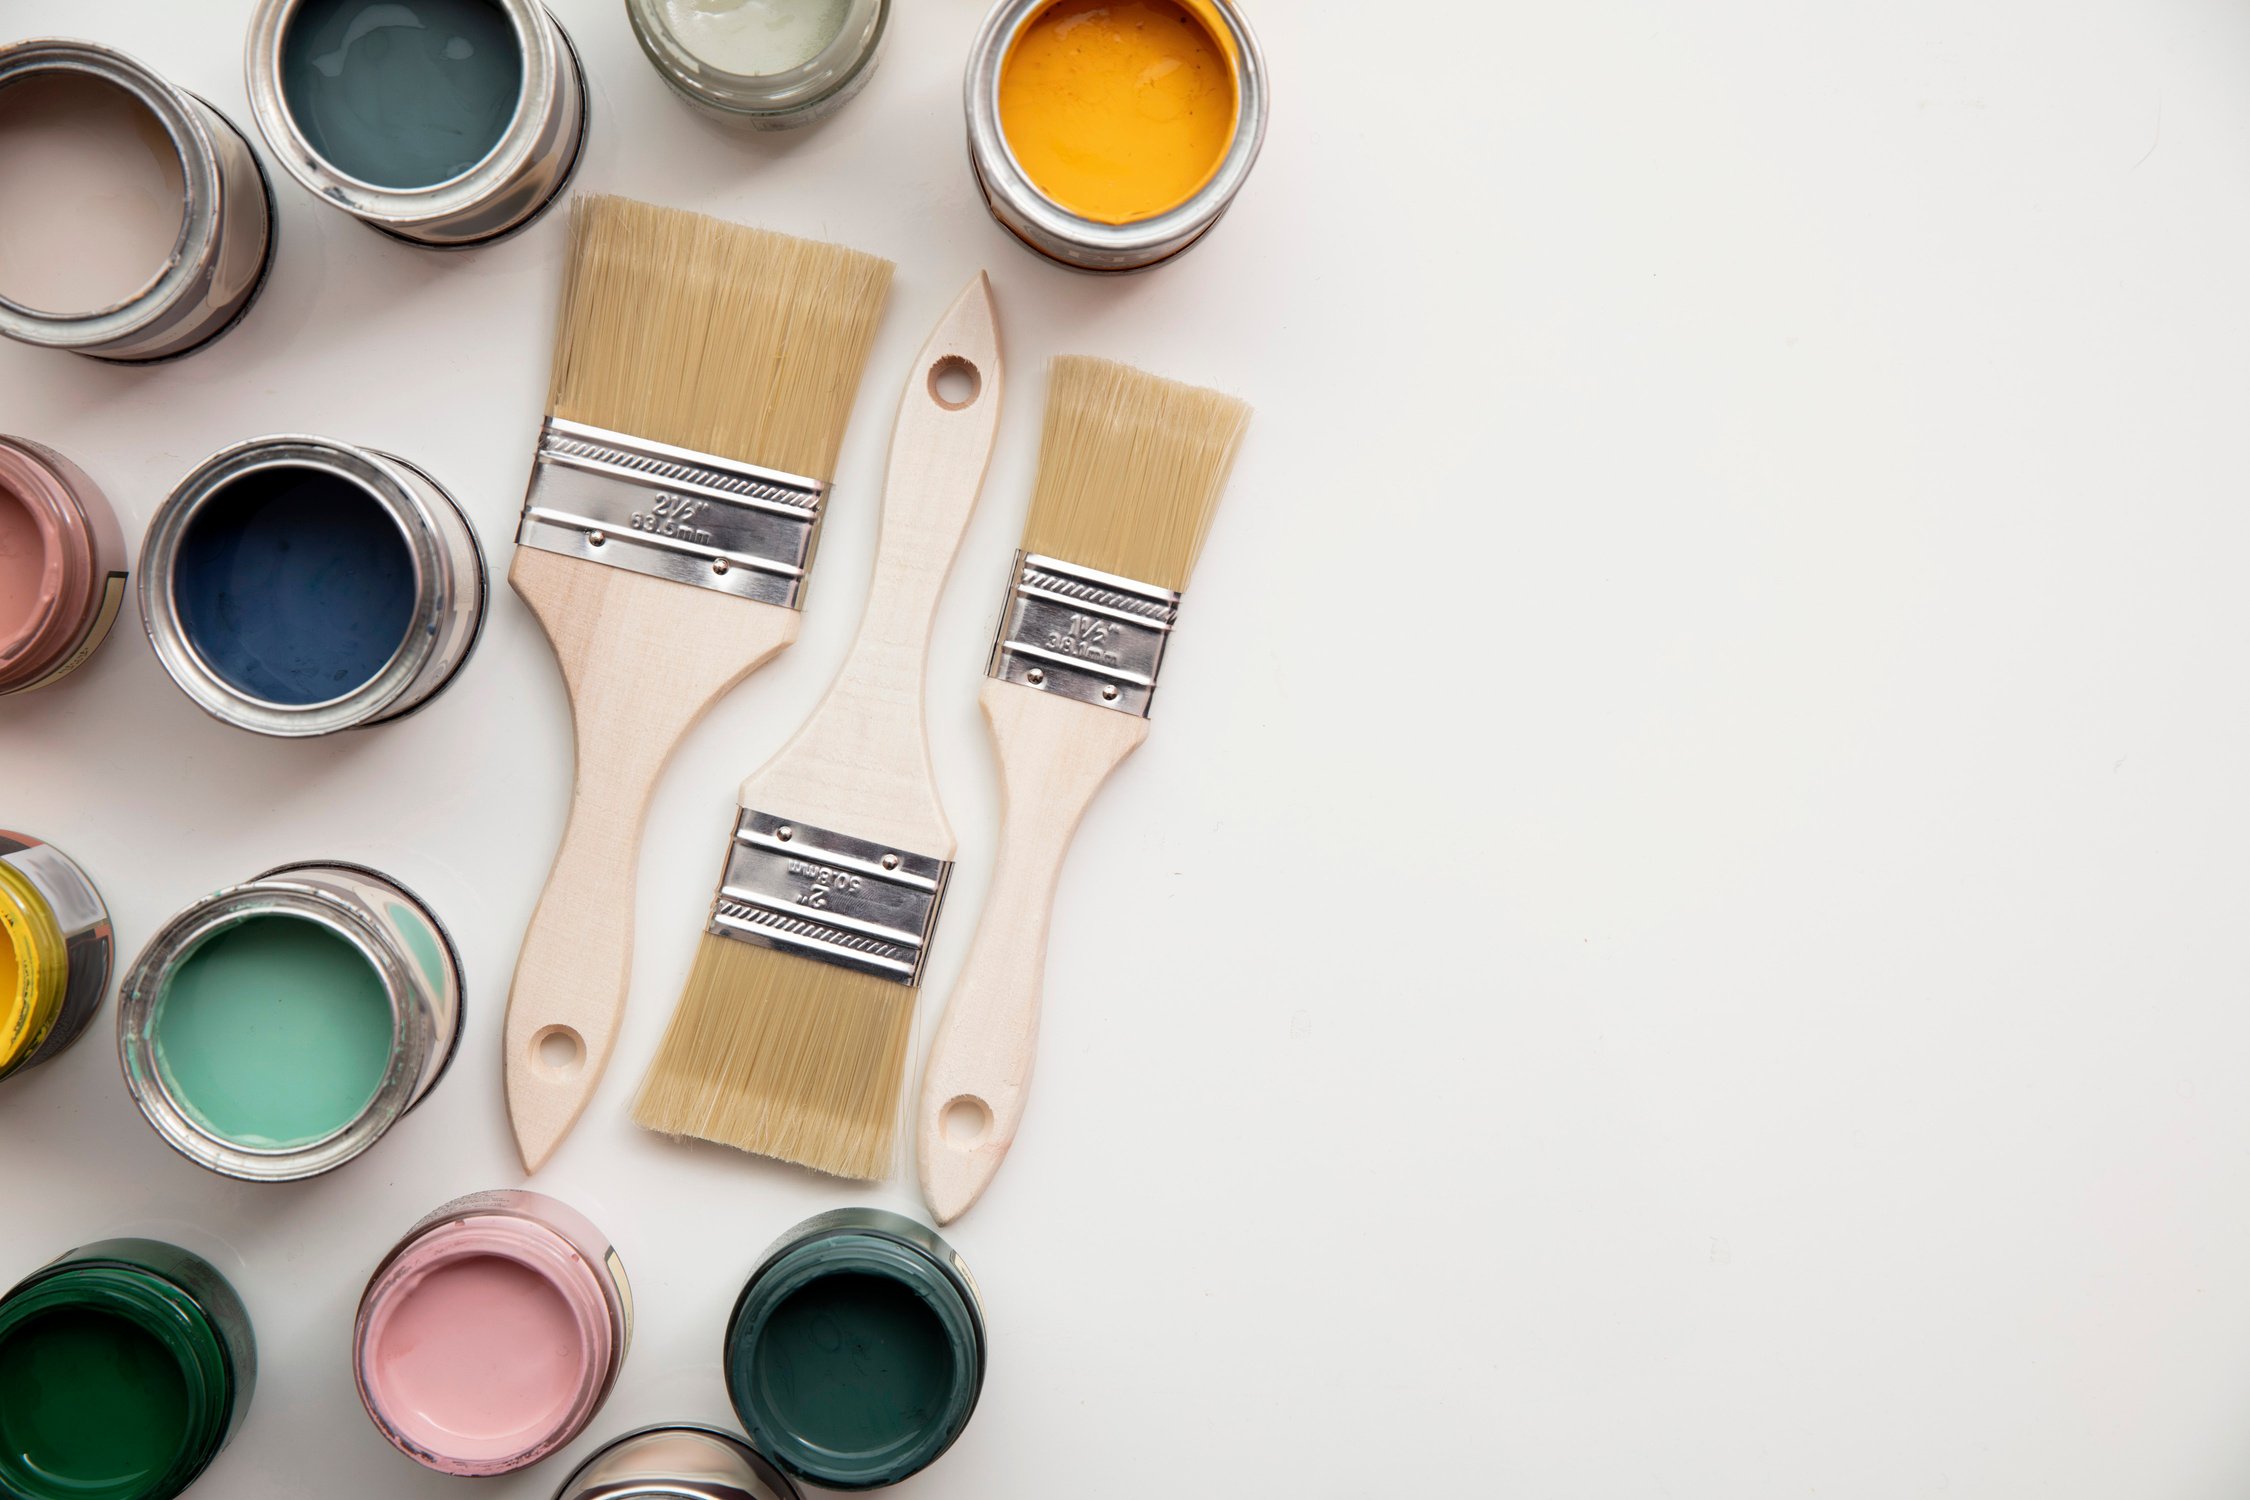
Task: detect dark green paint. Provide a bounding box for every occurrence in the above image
[280,0,524,189]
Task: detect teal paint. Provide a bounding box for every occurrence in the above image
[387,901,447,993]
[0,1240,255,1500]
[152,915,395,1149]
[726,1210,985,1491]
[279,0,525,189]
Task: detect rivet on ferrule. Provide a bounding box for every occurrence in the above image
[986,551,1182,718]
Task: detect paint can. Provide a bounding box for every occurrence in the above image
[356,1190,632,1477]
[964,0,1268,272]
[0,831,112,1085]
[244,0,588,247]
[139,436,488,737]
[0,40,275,362]
[117,861,463,1182]
[626,0,888,128]
[553,1424,801,1500]
[724,1208,985,1490]
[0,1238,256,1500]
[0,439,129,698]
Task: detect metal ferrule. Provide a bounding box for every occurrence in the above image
[964,0,1269,273]
[140,436,489,738]
[0,40,275,361]
[708,811,951,986]
[553,1424,801,1500]
[518,417,828,609]
[988,552,1182,717]
[244,0,587,247]
[118,861,464,1183]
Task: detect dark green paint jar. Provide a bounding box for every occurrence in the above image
[0,1239,255,1500]
[724,1209,985,1491]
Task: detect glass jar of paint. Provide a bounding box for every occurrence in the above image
[0,438,128,697]
[244,0,587,246]
[627,0,888,128]
[0,831,112,1084]
[553,1423,801,1500]
[0,40,275,361]
[724,1208,986,1490]
[356,1190,632,1477]
[965,0,1269,272]
[117,861,463,1182]
[139,435,488,737]
[0,1238,256,1500]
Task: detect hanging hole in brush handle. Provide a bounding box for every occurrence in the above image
[929,355,981,409]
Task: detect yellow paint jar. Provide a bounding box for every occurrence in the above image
[0,831,112,1083]
[967,0,1267,272]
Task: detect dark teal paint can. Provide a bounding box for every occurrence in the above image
[724,1209,985,1491]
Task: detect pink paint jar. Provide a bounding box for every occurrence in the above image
[353,1190,631,1477]
[0,436,127,697]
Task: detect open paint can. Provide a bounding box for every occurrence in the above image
[965,0,1268,272]
[117,861,463,1182]
[139,436,488,737]
[0,831,112,1085]
[244,0,588,246]
[626,0,888,128]
[724,1208,986,1490]
[0,438,129,698]
[0,39,275,361]
[0,1238,256,1500]
[356,1190,632,1477]
[553,1424,800,1500]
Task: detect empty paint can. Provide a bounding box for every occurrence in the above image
[0,831,111,1084]
[356,1190,632,1476]
[0,39,275,361]
[244,0,588,246]
[553,1424,800,1500]
[139,436,488,737]
[0,438,129,698]
[117,861,463,1182]
[0,1238,256,1500]
[724,1208,985,1490]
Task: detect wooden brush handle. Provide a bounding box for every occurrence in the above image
[505,548,798,1173]
[740,274,1004,857]
[917,680,1149,1224]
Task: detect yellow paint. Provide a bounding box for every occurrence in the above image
[1000,0,1239,225]
[0,861,64,1079]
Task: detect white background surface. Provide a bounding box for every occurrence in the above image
[4,0,2250,1494]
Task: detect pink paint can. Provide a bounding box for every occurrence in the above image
[353,1189,632,1477]
[0,437,126,698]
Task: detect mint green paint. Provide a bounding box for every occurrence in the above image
[386,901,447,993]
[152,915,394,1149]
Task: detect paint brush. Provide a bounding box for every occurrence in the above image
[631,276,1004,1181]
[915,356,1250,1223]
[504,194,892,1173]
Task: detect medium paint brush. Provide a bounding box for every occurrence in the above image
[915,356,1251,1223]
[503,194,892,1172]
[632,276,1004,1181]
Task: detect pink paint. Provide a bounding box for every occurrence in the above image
[354,1191,630,1477]
[0,482,52,648]
[0,437,125,697]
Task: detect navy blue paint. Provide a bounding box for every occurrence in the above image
[172,466,416,706]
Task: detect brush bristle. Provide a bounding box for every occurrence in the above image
[1019,355,1253,592]
[633,935,916,1180]
[547,194,893,479]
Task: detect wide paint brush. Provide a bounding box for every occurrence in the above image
[633,276,1003,1181]
[504,195,892,1172]
[916,356,1250,1223]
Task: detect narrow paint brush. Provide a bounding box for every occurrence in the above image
[915,356,1251,1223]
[504,194,892,1173]
[632,276,1005,1181]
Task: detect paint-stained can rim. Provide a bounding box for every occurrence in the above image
[550,1423,802,1500]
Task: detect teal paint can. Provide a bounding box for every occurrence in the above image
[0,1238,255,1500]
[724,1209,986,1491]
[118,861,463,1182]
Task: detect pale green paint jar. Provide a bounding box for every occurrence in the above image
[118,861,462,1181]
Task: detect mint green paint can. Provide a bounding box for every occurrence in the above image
[119,861,463,1182]
[724,1209,986,1491]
